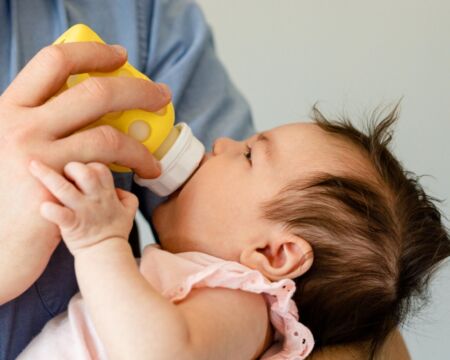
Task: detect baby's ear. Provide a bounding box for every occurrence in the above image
[240,230,313,281]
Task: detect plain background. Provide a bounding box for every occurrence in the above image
[137,0,450,358]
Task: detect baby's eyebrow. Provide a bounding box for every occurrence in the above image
[256,132,273,162]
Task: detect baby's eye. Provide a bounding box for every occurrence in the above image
[244,144,252,164]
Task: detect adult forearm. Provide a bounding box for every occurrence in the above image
[0,204,60,304]
[74,239,193,360]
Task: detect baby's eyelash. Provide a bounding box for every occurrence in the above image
[244,144,252,163]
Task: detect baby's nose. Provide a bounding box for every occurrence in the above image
[212,137,227,154]
[212,137,242,155]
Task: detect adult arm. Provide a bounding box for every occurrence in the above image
[0,1,253,357]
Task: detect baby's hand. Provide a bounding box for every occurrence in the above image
[28,160,139,255]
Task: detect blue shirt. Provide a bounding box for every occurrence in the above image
[0,0,254,358]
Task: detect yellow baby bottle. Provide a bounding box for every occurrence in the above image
[53,24,205,196]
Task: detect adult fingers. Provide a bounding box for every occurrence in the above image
[53,125,162,179]
[2,42,127,107]
[41,76,171,138]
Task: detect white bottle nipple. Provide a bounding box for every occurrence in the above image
[133,122,205,196]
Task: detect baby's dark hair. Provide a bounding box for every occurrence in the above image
[261,104,450,358]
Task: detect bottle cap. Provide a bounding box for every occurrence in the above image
[133,122,205,196]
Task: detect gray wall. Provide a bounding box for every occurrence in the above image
[195,0,450,358]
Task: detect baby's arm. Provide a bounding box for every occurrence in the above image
[76,242,268,359]
[28,160,268,359]
[74,239,193,359]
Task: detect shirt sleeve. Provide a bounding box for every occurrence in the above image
[0,1,255,357]
[133,0,256,216]
[145,0,255,148]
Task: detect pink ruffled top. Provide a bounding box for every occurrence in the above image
[19,246,314,360]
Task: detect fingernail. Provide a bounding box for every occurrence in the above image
[155,106,167,116]
[112,44,127,57]
[157,83,171,98]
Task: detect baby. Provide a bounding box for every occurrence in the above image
[20,106,450,359]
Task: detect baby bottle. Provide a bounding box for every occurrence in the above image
[53,24,205,196]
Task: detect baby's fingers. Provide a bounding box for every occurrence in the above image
[40,201,76,229]
[63,162,104,195]
[86,162,115,189]
[29,160,82,208]
[116,188,139,213]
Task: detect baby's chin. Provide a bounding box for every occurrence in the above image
[151,195,191,249]
[165,154,205,201]
[151,200,173,238]
[151,172,192,233]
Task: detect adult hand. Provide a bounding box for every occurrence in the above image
[0,42,170,304]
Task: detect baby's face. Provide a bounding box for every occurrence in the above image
[152,122,366,261]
